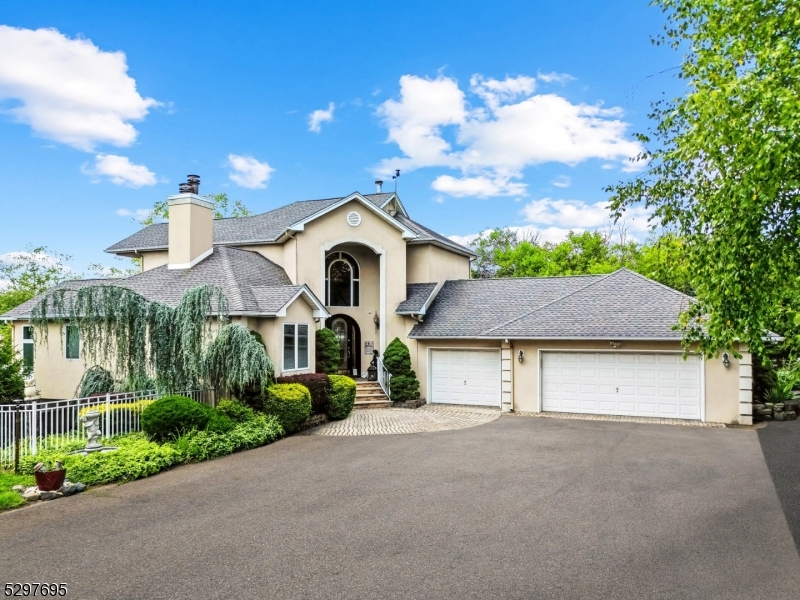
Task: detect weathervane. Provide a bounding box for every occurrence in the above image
[392,169,401,193]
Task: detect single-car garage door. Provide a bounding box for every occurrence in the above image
[542,352,702,420]
[431,349,501,407]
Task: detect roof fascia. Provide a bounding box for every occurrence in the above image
[407,335,686,341]
[275,285,331,319]
[287,193,417,239]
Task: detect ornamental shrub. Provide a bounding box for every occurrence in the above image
[141,395,214,442]
[75,365,115,398]
[327,375,356,420]
[277,373,331,415]
[216,399,256,423]
[389,373,420,402]
[0,328,24,404]
[315,328,340,374]
[172,414,284,462]
[205,411,236,434]
[262,383,312,433]
[383,337,412,376]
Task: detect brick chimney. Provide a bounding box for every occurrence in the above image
[167,175,213,270]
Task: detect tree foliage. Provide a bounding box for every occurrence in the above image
[315,328,340,374]
[204,324,275,396]
[139,192,251,227]
[0,329,24,403]
[606,0,800,358]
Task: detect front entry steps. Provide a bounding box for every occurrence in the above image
[354,380,392,409]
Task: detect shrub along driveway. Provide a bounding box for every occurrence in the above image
[2,416,798,599]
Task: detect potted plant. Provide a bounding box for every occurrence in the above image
[33,461,66,492]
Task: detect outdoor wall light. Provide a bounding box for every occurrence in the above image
[373,312,380,330]
[518,349,524,363]
[722,352,731,369]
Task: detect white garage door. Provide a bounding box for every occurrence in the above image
[542,352,702,420]
[431,349,501,407]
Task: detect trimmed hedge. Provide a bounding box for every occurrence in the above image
[141,395,213,442]
[277,373,331,415]
[171,414,284,462]
[328,375,356,420]
[216,399,257,423]
[383,338,420,402]
[262,383,312,433]
[315,328,340,374]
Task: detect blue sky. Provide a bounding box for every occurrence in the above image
[0,1,684,276]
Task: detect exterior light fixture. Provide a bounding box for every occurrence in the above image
[609,341,622,349]
[373,312,380,330]
[518,349,524,363]
[722,352,731,368]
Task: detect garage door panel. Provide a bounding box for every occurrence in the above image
[431,350,501,407]
[542,352,702,420]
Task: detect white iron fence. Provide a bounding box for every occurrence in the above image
[0,389,216,469]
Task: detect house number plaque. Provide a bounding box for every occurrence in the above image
[364,341,374,355]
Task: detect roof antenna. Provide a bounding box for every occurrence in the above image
[392,169,401,193]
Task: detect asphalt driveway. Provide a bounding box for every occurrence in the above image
[2,416,799,599]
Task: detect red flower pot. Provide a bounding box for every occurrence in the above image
[34,469,66,492]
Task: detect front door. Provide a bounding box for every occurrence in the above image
[327,315,361,376]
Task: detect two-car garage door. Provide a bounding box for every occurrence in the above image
[541,352,702,420]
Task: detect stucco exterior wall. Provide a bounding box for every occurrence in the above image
[168,200,213,266]
[292,199,408,361]
[141,251,168,272]
[13,322,88,400]
[253,299,316,379]
[406,244,471,283]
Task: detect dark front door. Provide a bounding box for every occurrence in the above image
[327,315,361,376]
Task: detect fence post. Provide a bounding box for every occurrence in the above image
[30,400,37,456]
[105,392,111,439]
[13,399,22,474]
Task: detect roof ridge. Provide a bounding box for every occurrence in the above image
[480,271,619,335]
[616,267,695,304]
[218,247,245,311]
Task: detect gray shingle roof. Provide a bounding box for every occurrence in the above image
[104,192,475,258]
[1,247,316,320]
[396,283,438,314]
[409,269,693,340]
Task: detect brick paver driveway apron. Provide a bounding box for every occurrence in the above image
[313,405,500,436]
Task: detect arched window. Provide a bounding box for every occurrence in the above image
[325,252,360,307]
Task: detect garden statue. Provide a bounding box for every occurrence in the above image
[69,410,118,455]
[23,375,40,401]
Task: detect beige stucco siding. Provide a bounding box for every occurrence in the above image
[406,244,471,283]
[12,322,87,400]
[253,299,316,378]
[244,244,286,272]
[168,201,213,266]
[141,251,168,272]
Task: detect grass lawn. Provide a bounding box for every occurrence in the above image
[0,471,35,510]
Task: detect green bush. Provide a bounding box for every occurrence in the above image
[382,338,420,402]
[205,411,236,434]
[389,373,420,402]
[315,328,340,374]
[172,414,284,462]
[216,399,256,423]
[141,395,213,442]
[327,375,356,420]
[277,373,331,415]
[262,383,312,433]
[75,365,115,398]
[0,328,24,404]
[383,337,412,375]
[19,433,182,486]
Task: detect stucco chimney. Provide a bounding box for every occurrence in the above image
[375,180,383,193]
[167,175,214,269]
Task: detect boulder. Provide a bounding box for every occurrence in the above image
[11,485,26,493]
[22,490,40,502]
[38,491,63,501]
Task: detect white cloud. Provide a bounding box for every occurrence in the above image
[308,102,335,132]
[432,194,445,204]
[551,175,571,188]
[0,26,158,151]
[537,71,576,84]
[521,197,653,239]
[447,233,479,247]
[116,208,151,218]
[227,154,274,189]
[82,154,156,187]
[432,174,526,198]
[374,74,643,198]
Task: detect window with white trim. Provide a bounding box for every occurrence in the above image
[325,251,359,307]
[283,323,309,371]
[22,326,34,374]
[65,325,80,360]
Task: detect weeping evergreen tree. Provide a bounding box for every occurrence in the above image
[31,284,232,393]
[204,323,275,397]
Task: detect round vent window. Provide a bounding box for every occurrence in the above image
[347,211,362,227]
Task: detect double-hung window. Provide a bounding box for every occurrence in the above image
[65,325,80,360]
[22,326,34,374]
[283,324,309,371]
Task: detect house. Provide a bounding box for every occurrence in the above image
[1,176,753,424]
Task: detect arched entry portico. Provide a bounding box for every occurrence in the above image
[325,314,361,376]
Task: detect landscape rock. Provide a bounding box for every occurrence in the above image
[22,490,40,502]
[38,491,63,501]
[11,485,26,492]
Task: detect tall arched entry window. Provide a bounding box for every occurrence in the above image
[325,251,360,307]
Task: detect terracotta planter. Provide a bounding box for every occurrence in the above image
[34,469,66,492]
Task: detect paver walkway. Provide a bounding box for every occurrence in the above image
[313,404,500,436]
